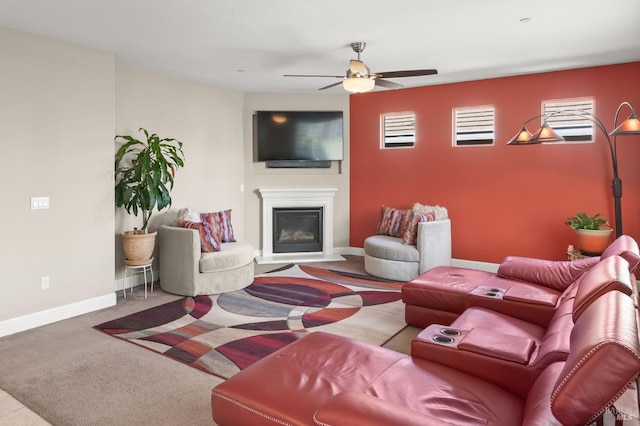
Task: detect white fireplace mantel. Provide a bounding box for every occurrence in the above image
[256,188,344,264]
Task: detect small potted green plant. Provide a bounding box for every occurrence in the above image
[564,212,613,255]
[115,128,185,264]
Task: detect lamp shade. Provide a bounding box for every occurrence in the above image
[343,77,375,93]
[610,110,640,135]
[506,126,535,145]
[527,122,565,143]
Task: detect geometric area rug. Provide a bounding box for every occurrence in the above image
[94,264,406,379]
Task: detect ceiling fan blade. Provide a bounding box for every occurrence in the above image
[374,69,438,78]
[374,79,403,89]
[283,74,343,78]
[318,81,344,91]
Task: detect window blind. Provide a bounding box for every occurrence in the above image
[383,113,415,148]
[543,99,594,142]
[455,107,494,146]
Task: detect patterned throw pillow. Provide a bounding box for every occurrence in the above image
[402,211,436,245]
[402,203,448,245]
[412,203,449,221]
[201,210,236,243]
[176,207,201,224]
[375,206,412,238]
[178,219,221,252]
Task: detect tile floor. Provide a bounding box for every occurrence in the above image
[0,389,49,425]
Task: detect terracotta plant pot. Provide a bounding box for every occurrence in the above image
[121,231,157,266]
[575,228,613,256]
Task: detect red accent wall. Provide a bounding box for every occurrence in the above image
[350,62,640,263]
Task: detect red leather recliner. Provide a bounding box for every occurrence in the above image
[410,255,634,398]
[402,235,639,328]
[211,290,640,425]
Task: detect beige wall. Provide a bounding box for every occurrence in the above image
[114,68,245,277]
[0,28,115,322]
[0,28,349,333]
[242,93,350,253]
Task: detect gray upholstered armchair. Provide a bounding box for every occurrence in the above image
[158,225,255,296]
[364,219,452,281]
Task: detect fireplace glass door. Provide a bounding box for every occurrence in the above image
[272,207,323,253]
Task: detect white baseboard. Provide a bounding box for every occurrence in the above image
[0,253,499,338]
[335,246,499,272]
[335,246,364,256]
[256,246,499,272]
[0,293,116,338]
[113,268,159,292]
[255,253,345,264]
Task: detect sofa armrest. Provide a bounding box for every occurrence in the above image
[497,256,599,291]
[314,392,449,426]
[417,219,452,274]
[159,225,200,295]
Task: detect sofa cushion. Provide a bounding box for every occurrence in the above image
[497,256,598,292]
[199,241,254,273]
[178,219,221,252]
[451,307,547,341]
[364,235,419,263]
[212,332,407,426]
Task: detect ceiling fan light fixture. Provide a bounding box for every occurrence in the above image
[343,76,375,93]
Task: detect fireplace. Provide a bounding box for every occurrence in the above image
[273,207,323,253]
[256,187,344,264]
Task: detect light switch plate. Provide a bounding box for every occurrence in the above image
[31,197,50,210]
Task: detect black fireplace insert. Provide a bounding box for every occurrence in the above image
[272,207,323,253]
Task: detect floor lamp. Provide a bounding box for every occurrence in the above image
[507,102,640,238]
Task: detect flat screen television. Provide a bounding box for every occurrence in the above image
[256,111,344,163]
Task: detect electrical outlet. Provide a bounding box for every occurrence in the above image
[41,276,50,289]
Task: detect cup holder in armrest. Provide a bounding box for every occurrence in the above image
[417,324,466,348]
[432,335,455,344]
[440,328,461,337]
[470,286,506,298]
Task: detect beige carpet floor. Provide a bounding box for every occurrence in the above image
[0,256,420,425]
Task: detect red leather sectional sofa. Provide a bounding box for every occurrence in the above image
[211,236,640,425]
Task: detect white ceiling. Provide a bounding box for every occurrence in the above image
[1,0,639,94]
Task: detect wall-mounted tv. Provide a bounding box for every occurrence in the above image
[256,111,344,164]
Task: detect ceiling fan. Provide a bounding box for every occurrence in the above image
[284,42,438,93]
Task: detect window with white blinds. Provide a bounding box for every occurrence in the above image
[454,106,495,146]
[382,113,415,149]
[543,98,594,142]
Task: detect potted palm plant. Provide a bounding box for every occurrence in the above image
[115,128,185,264]
[564,212,613,255]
